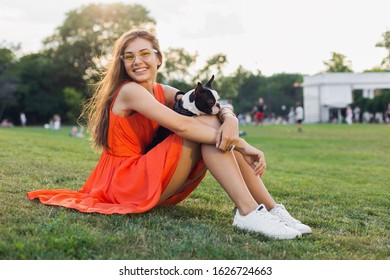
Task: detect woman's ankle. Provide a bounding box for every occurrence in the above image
[237,204,258,216]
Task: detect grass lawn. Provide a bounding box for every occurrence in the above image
[0,124,389,260]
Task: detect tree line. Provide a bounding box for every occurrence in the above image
[1,3,389,125]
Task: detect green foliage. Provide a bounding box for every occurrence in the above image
[236,72,266,113]
[43,2,156,88]
[235,72,303,115]
[323,52,353,73]
[0,125,389,259]
[63,87,83,123]
[266,73,303,115]
[363,66,387,73]
[0,47,15,73]
[13,53,63,123]
[353,90,390,114]
[2,3,156,125]
[194,53,228,85]
[375,29,390,70]
[3,2,390,129]
[216,76,239,103]
[0,47,18,121]
[160,48,198,83]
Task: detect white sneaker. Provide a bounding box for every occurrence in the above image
[269,204,312,234]
[233,204,302,240]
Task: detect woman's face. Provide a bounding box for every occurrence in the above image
[122,37,161,84]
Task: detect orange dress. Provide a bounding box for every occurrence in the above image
[27,83,207,214]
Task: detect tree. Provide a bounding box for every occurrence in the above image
[0,45,19,121]
[14,53,63,123]
[266,73,303,116]
[43,3,156,91]
[236,70,266,114]
[375,29,390,70]
[63,87,83,123]
[3,3,156,124]
[194,53,228,85]
[323,52,353,73]
[159,48,198,83]
[218,66,252,109]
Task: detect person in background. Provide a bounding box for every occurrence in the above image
[1,118,14,127]
[386,103,390,126]
[345,105,353,125]
[353,106,360,123]
[20,112,27,127]
[53,114,61,130]
[295,101,304,132]
[253,97,267,125]
[70,126,84,138]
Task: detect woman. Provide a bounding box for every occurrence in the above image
[27,29,311,240]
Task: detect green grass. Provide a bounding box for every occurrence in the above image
[0,124,389,260]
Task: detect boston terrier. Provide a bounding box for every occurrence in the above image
[145,75,220,152]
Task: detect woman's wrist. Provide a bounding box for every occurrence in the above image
[235,138,247,152]
[218,106,236,122]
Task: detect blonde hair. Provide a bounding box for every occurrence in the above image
[81,29,163,151]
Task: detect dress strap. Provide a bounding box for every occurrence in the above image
[153,83,166,105]
[110,82,129,111]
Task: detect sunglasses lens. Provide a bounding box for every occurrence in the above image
[123,53,135,61]
[139,49,152,59]
[122,49,156,62]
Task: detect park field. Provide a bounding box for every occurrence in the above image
[0,124,389,260]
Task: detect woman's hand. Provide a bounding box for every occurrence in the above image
[235,139,267,177]
[216,114,239,151]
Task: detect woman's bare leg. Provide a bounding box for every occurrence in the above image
[160,138,259,216]
[158,139,202,203]
[201,144,258,215]
[233,151,276,210]
[161,115,264,215]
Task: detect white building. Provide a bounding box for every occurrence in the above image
[302,73,390,123]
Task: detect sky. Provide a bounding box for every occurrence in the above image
[1,0,389,76]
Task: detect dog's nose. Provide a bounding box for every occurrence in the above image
[216,103,221,109]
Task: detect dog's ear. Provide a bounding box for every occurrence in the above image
[190,82,203,102]
[204,75,214,89]
[174,91,185,102]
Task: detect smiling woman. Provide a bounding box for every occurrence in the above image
[27,28,310,240]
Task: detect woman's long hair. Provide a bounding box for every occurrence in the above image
[81,29,163,151]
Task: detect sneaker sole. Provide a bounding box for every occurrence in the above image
[233,222,301,240]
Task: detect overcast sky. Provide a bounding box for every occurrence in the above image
[1,0,389,76]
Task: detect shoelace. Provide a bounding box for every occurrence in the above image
[274,205,299,223]
[256,208,283,222]
[234,207,285,223]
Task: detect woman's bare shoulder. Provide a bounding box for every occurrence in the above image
[161,84,179,95]
[120,82,146,94]
[161,84,180,108]
[113,82,151,114]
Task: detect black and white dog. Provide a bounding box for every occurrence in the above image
[145,75,220,152]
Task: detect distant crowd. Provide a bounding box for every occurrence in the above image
[2,102,390,128]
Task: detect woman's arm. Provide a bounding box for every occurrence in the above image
[116,82,219,145]
[234,138,267,177]
[161,84,178,109]
[215,105,239,150]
